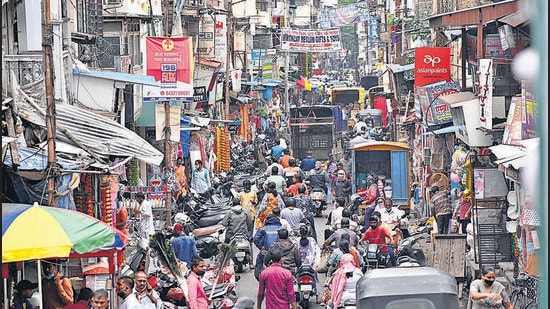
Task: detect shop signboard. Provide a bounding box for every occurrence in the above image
[414,47,451,88]
[416,80,461,126]
[280,28,341,52]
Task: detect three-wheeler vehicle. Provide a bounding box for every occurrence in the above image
[356,266,460,309]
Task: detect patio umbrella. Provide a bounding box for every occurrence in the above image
[2,203,127,263]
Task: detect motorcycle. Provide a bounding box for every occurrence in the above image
[119,219,149,277]
[296,264,317,309]
[310,187,328,217]
[231,233,252,273]
[361,243,392,271]
[396,234,428,267]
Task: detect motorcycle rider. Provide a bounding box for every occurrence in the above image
[264,228,302,276]
[329,253,363,308]
[306,161,330,194]
[221,197,254,270]
[253,212,283,280]
[331,208,360,234]
[293,224,322,304]
[263,156,284,177]
[380,198,410,239]
[323,218,359,249]
[360,212,397,266]
[280,197,306,234]
[300,150,317,172]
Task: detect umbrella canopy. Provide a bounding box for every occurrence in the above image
[2,203,127,263]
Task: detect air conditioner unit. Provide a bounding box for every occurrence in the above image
[104,0,121,5]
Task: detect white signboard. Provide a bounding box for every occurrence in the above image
[478,59,493,129]
[280,28,341,52]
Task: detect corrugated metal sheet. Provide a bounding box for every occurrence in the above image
[426,0,519,28]
[498,11,530,27]
[16,96,163,166]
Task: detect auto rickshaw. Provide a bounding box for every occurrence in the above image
[356,266,459,309]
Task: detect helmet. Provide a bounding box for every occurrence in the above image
[232,197,241,206]
[285,197,297,207]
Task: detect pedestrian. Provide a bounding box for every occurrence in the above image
[174,157,188,190]
[116,276,141,309]
[468,266,513,309]
[90,289,110,309]
[338,151,352,175]
[332,170,352,205]
[134,192,155,240]
[363,175,379,207]
[253,212,283,280]
[171,223,197,266]
[454,188,473,234]
[42,261,74,309]
[239,179,258,220]
[430,186,453,234]
[64,287,94,309]
[116,200,129,236]
[294,184,318,242]
[257,247,298,309]
[13,280,38,309]
[300,151,317,172]
[190,159,211,197]
[133,270,162,308]
[256,183,285,230]
[186,256,209,309]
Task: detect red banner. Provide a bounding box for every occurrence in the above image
[144,37,194,102]
[414,47,451,89]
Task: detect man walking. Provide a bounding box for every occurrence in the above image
[134,192,155,240]
[257,247,297,309]
[430,186,453,234]
[133,271,162,309]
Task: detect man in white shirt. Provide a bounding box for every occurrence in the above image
[134,192,154,239]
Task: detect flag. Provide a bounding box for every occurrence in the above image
[296,76,312,91]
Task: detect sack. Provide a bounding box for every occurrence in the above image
[315,248,331,273]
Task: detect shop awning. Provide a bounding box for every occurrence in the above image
[14,89,164,166]
[72,67,160,86]
[489,143,529,170]
[498,11,530,27]
[424,125,466,135]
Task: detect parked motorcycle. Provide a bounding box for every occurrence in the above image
[231,233,252,273]
[119,220,149,277]
[310,187,328,217]
[396,234,428,267]
[296,264,317,309]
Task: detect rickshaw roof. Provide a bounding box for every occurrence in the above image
[357,266,458,298]
[350,140,410,151]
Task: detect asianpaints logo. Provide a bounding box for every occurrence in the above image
[161,39,175,51]
[423,55,441,67]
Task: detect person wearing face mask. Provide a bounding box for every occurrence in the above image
[42,261,74,309]
[133,271,162,309]
[360,212,396,266]
[116,276,141,309]
[468,266,513,309]
[186,256,209,309]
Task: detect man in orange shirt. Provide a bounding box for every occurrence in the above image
[279,148,293,168]
[175,157,188,190]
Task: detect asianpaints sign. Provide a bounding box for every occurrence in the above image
[144,37,194,102]
[414,47,451,88]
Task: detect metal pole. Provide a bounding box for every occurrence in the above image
[224,1,232,120]
[284,0,291,148]
[164,0,172,228]
[43,0,57,207]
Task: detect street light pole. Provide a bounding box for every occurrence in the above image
[284,0,291,149]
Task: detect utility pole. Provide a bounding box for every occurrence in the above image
[163,0,172,228]
[43,0,57,207]
[284,0,291,149]
[224,1,233,119]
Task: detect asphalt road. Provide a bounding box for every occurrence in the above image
[234,214,329,309]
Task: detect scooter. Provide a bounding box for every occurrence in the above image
[361,243,392,271]
[119,220,149,278]
[231,233,252,273]
[310,187,328,217]
[296,264,317,309]
[396,234,428,267]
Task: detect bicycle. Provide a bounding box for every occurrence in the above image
[509,273,539,309]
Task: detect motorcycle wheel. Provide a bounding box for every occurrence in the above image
[300,298,310,309]
[235,261,244,273]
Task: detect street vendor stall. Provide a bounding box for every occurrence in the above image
[2,203,127,309]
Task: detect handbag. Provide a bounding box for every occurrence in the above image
[315,248,331,273]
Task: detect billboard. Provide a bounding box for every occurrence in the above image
[143,37,194,102]
[280,28,341,52]
[416,80,461,125]
[414,47,451,89]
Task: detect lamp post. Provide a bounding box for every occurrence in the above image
[224,1,233,119]
[284,0,291,149]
